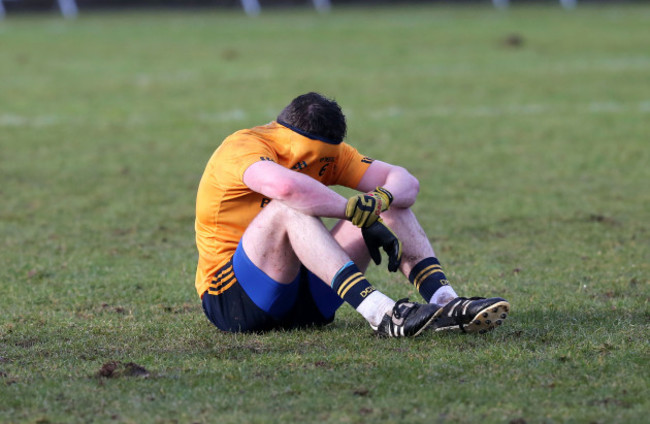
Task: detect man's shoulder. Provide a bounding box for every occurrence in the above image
[231,121,281,136]
[210,123,282,168]
[223,122,283,146]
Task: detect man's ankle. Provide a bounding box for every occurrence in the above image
[429,286,458,306]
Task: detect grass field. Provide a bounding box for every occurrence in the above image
[1,3,649,423]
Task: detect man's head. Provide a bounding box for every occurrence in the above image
[277,92,347,144]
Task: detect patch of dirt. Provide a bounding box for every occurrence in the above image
[353,387,370,397]
[221,49,238,61]
[1,370,18,385]
[502,33,524,48]
[123,362,149,377]
[589,397,630,408]
[242,341,268,355]
[111,227,136,236]
[587,214,619,226]
[15,338,38,348]
[160,303,197,314]
[97,361,150,378]
[98,361,119,377]
[101,303,128,314]
[27,269,54,280]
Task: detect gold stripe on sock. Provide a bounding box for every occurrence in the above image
[414,265,442,289]
[338,273,364,298]
[336,272,359,296]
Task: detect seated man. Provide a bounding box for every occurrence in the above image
[195,92,510,337]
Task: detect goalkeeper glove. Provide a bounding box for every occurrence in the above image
[345,187,394,228]
[361,218,402,272]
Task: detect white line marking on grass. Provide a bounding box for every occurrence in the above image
[535,57,650,75]
[0,114,60,127]
[639,101,650,112]
[366,101,650,121]
[198,109,247,122]
[0,114,28,126]
[400,57,650,79]
[135,71,198,88]
[370,107,403,119]
[591,57,650,72]
[368,104,549,119]
[588,102,624,113]
[538,57,637,75]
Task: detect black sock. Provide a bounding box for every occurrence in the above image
[408,257,449,302]
[331,262,375,309]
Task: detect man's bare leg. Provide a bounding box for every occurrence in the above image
[240,201,443,336]
[243,201,353,284]
[241,201,397,328]
[378,207,459,306]
[329,219,371,272]
[321,206,510,334]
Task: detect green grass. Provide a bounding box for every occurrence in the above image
[1,4,649,423]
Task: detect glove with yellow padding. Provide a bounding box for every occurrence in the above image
[345,187,394,228]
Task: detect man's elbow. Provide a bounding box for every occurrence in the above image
[399,166,419,195]
[270,179,299,201]
[407,172,420,197]
[406,172,420,205]
[391,166,419,207]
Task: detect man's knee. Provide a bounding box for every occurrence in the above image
[247,200,294,232]
[254,200,323,231]
[256,199,302,221]
[258,198,287,216]
[242,201,303,283]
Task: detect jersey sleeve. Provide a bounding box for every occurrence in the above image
[217,133,278,185]
[331,142,374,189]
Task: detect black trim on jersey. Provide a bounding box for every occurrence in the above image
[277,119,342,145]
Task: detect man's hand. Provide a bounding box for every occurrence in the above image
[362,218,402,272]
[345,187,394,228]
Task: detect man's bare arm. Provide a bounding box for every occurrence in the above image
[243,160,347,218]
[356,160,419,208]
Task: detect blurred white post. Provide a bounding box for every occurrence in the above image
[560,0,577,9]
[58,0,78,18]
[493,0,576,9]
[0,1,78,18]
[240,0,330,16]
[312,0,331,13]
[241,0,261,16]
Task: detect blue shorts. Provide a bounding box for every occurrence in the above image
[202,241,344,333]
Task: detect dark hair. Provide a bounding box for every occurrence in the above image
[277,92,347,143]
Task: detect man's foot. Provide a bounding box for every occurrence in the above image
[372,298,441,338]
[431,297,510,334]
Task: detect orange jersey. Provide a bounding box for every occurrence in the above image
[195,121,373,297]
